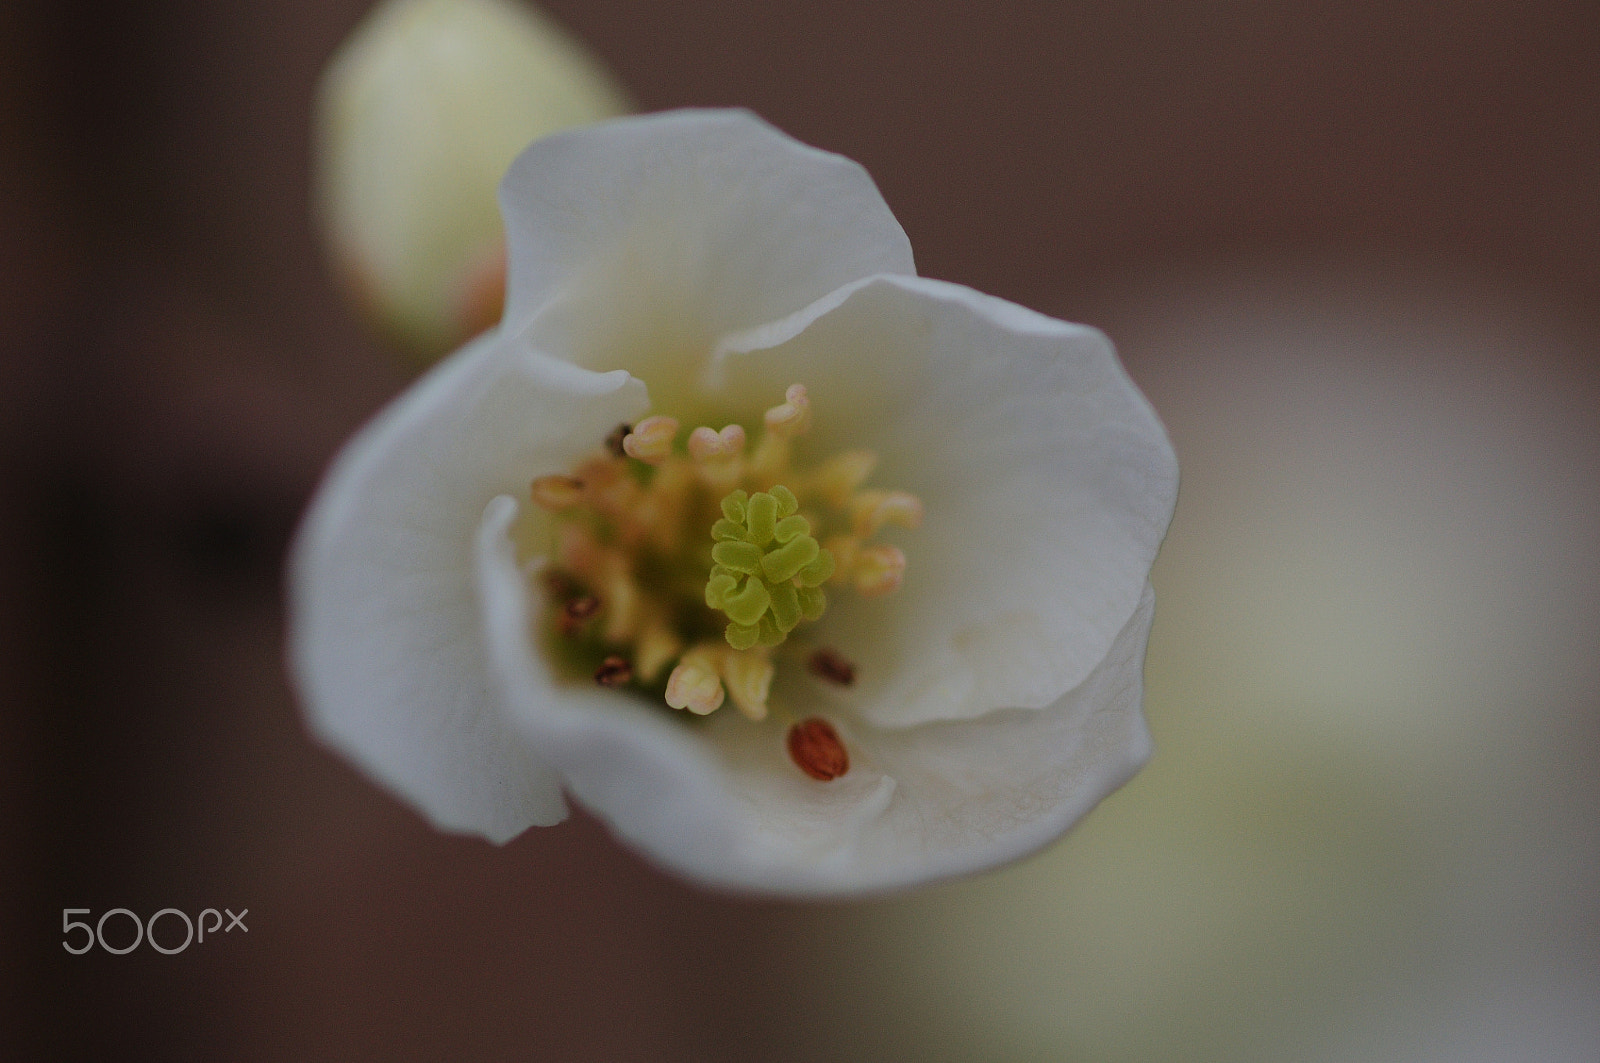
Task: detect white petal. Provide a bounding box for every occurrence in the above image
[831,585,1155,894]
[289,329,648,841]
[497,109,915,409]
[753,584,1156,895]
[476,493,750,870]
[711,274,1178,727]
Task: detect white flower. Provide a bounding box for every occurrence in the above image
[289,109,1178,896]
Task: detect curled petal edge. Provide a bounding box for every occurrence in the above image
[289,330,647,841]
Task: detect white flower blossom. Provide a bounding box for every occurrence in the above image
[289,109,1178,896]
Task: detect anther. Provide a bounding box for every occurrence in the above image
[604,423,631,457]
[763,384,811,438]
[850,489,924,537]
[621,415,679,465]
[594,655,632,687]
[530,474,585,510]
[559,594,601,636]
[720,651,773,722]
[810,450,878,508]
[807,648,856,687]
[665,648,726,715]
[787,718,849,781]
[687,424,747,463]
[633,620,682,682]
[852,544,906,597]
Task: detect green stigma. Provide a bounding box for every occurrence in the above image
[704,486,835,650]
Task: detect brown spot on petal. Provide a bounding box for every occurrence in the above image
[594,655,632,687]
[807,648,856,687]
[787,718,849,781]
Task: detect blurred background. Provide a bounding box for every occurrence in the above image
[5,0,1597,1059]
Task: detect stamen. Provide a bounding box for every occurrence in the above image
[720,651,773,721]
[850,489,924,537]
[594,655,632,687]
[852,544,906,598]
[530,474,584,510]
[807,648,856,686]
[809,450,878,508]
[621,415,679,465]
[633,619,682,682]
[787,718,849,781]
[763,384,811,439]
[665,647,725,715]
[687,424,747,462]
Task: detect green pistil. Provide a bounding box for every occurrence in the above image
[704,486,834,650]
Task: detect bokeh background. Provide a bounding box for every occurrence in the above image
[6,0,1598,1059]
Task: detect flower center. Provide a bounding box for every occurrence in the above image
[526,384,921,778]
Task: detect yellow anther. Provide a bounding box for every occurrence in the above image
[852,544,906,597]
[809,450,878,508]
[665,646,726,715]
[763,383,811,438]
[720,651,774,722]
[621,415,679,465]
[687,424,747,462]
[850,489,925,537]
[530,474,584,510]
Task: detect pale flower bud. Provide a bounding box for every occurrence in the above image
[315,0,629,364]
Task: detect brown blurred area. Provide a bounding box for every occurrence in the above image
[4,1,1597,1060]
